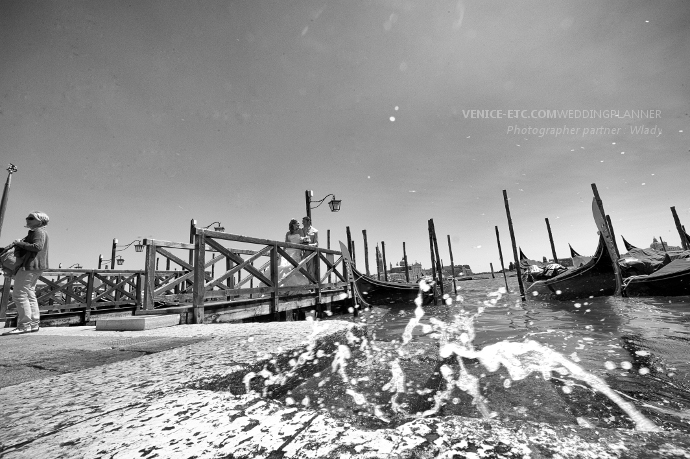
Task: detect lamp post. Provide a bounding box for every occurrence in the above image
[0,163,18,241]
[102,239,145,268]
[201,221,225,232]
[305,190,341,222]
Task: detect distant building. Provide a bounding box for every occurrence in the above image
[650,237,681,252]
[386,259,423,281]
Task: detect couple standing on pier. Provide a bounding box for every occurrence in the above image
[280,216,318,292]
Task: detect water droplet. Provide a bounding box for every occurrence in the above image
[639,367,650,375]
[389,116,395,122]
[604,361,616,370]
[620,361,632,370]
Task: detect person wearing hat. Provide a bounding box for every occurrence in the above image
[4,211,50,335]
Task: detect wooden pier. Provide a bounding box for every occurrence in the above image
[1,229,354,327]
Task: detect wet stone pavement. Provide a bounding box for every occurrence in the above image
[0,320,689,458]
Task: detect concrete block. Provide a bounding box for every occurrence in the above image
[96,314,180,331]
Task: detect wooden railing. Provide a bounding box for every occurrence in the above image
[0,269,142,322]
[190,229,349,323]
[0,231,350,324]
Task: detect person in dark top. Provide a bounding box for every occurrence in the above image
[4,211,50,335]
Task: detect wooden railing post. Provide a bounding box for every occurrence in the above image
[143,240,156,310]
[0,275,11,322]
[271,242,279,319]
[193,230,206,324]
[135,272,143,309]
[84,271,94,323]
[315,247,322,317]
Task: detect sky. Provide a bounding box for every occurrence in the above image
[0,0,688,273]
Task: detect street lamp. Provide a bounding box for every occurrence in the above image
[68,263,82,269]
[201,221,225,232]
[305,190,341,221]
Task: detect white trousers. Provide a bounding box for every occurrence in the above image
[12,269,42,330]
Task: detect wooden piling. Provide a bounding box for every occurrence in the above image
[362,230,371,276]
[490,262,495,278]
[351,240,357,267]
[403,242,410,282]
[495,226,510,292]
[446,235,458,294]
[605,214,620,257]
[429,219,445,298]
[381,241,388,282]
[545,218,558,262]
[346,226,353,266]
[327,229,332,284]
[502,190,526,301]
[110,238,117,270]
[671,207,688,250]
[591,183,622,295]
[375,244,382,280]
[427,221,438,305]
[659,236,668,253]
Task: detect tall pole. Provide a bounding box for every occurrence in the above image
[503,190,526,301]
[189,219,196,266]
[429,219,444,298]
[0,164,18,241]
[446,235,458,294]
[362,230,370,276]
[427,221,437,304]
[545,218,558,262]
[351,240,357,267]
[110,239,118,270]
[305,190,312,221]
[381,241,388,282]
[346,226,353,262]
[659,236,668,253]
[605,215,620,257]
[375,244,382,280]
[671,207,688,250]
[98,254,103,270]
[490,262,495,278]
[402,242,410,282]
[495,226,510,292]
[327,229,331,284]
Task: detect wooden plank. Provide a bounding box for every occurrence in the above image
[196,229,343,255]
[270,243,279,318]
[144,241,156,310]
[144,238,196,250]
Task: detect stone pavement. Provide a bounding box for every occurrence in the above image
[1,321,689,458]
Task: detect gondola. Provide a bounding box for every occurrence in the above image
[350,266,434,306]
[526,234,617,300]
[623,258,690,297]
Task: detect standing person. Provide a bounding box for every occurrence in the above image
[279,218,309,294]
[4,211,50,335]
[301,216,318,281]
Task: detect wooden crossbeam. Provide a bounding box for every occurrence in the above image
[155,253,224,295]
[155,247,193,271]
[276,246,317,284]
[93,273,138,302]
[319,253,346,283]
[204,247,272,290]
[234,260,271,288]
[36,274,89,304]
[205,238,272,286]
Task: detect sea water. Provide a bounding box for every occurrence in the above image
[249,276,690,434]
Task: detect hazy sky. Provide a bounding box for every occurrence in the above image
[1,0,688,272]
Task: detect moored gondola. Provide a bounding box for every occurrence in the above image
[350,266,434,306]
[527,234,617,300]
[623,258,690,297]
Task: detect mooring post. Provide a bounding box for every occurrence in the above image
[346,226,353,267]
[375,244,382,280]
[362,230,370,276]
[495,226,510,292]
[605,215,620,258]
[381,241,388,282]
[403,242,410,282]
[447,235,458,294]
[671,207,688,250]
[503,190,526,301]
[545,218,558,262]
[490,262,495,278]
[429,219,444,298]
[591,183,623,296]
[427,219,438,304]
[659,236,668,253]
[351,240,356,268]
